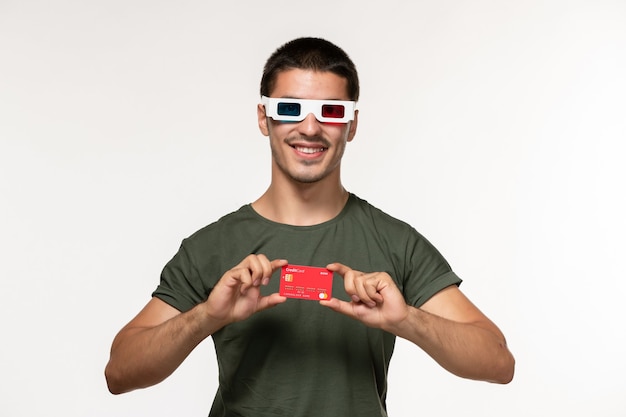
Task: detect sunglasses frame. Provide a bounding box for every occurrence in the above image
[261,96,356,123]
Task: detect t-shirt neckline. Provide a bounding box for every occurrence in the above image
[244,193,356,230]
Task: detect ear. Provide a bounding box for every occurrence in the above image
[257,103,269,136]
[347,109,358,142]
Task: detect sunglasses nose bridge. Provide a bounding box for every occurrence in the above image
[297,112,323,133]
[300,101,318,122]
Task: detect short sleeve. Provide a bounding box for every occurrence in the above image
[401,228,462,308]
[152,240,209,313]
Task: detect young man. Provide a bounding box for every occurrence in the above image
[105,37,514,416]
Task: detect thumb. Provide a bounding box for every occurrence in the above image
[319,297,354,318]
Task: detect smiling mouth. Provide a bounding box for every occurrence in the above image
[292,145,327,154]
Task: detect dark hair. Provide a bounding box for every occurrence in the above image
[260,37,359,101]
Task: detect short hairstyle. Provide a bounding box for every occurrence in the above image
[260,37,360,101]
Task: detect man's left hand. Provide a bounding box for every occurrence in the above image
[319,262,409,331]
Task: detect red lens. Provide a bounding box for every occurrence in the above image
[321,104,345,118]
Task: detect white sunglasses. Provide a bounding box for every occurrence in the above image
[261,96,356,123]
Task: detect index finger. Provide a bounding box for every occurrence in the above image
[263,258,288,285]
[239,255,287,286]
[270,258,289,272]
[327,263,359,300]
[326,262,352,277]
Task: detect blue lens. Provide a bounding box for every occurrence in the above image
[277,102,301,116]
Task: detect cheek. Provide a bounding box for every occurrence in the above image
[330,125,353,141]
[265,122,280,138]
[268,120,295,134]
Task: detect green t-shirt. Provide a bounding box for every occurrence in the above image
[153,194,461,417]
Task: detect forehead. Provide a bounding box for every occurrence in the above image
[271,69,350,101]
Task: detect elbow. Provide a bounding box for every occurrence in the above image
[502,355,516,384]
[492,350,515,384]
[488,333,515,384]
[107,385,125,396]
[106,383,125,396]
[105,356,162,394]
[104,363,129,395]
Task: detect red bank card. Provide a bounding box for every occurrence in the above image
[279,264,333,300]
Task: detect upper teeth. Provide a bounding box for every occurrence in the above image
[295,146,325,154]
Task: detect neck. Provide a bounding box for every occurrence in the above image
[252,174,349,226]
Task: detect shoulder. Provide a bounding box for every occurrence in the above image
[347,193,444,257]
[347,193,415,234]
[186,204,257,238]
[172,204,264,256]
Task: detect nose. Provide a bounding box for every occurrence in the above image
[296,113,322,136]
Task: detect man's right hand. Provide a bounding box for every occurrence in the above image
[203,254,288,327]
[105,254,287,394]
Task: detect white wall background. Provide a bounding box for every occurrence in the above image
[1,1,625,415]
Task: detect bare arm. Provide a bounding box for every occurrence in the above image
[105,255,288,394]
[320,263,514,384]
[393,286,514,383]
[105,298,211,394]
